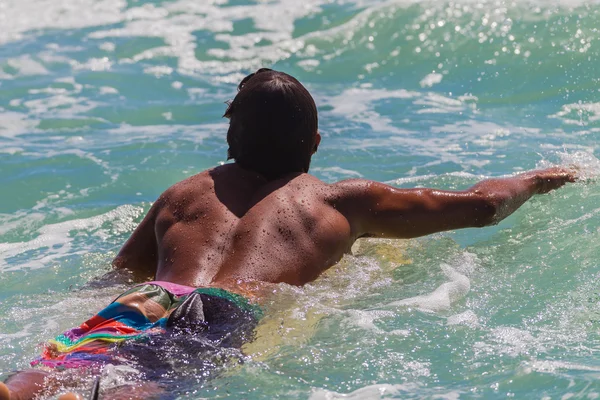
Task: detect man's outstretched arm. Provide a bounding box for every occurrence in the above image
[334,167,576,239]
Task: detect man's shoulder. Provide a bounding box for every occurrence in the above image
[285,175,379,200]
[328,178,375,198]
[284,176,377,210]
[158,170,214,204]
[330,178,372,189]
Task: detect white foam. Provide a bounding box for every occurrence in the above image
[106,122,222,144]
[386,252,478,313]
[83,0,327,77]
[99,42,116,52]
[521,359,600,375]
[0,110,37,138]
[388,264,470,312]
[431,392,462,400]
[143,65,174,77]
[447,310,480,327]
[309,383,420,400]
[549,101,600,126]
[0,324,33,342]
[420,72,443,88]
[298,59,321,71]
[6,55,49,76]
[101,364,143,389]
[342,309,397,334]
[487,326,538,357]
[19,76,101,120]
[327,87,419,135]
[0,205,143,272]
[99,86,119,95]
[0,146,23,154]
[0,211,45,236]
[71,57,113,71]
[414,93,464,115]
[312,166,364,180]
[0,0,126,45]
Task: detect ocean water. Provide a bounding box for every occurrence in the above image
[1,0,600,398]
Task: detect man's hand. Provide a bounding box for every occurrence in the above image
[526,167,577,194]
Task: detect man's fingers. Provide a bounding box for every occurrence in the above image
[558,170,577,183]
[559,167,578,180]
[544,166,578,183]
[536,170,577,193]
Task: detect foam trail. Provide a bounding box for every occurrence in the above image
[309,383,420,400]
[385,252,478,313]
[387,264,470,312]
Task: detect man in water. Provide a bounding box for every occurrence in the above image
[0,68,576,400]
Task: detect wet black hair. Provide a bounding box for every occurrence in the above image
[223,68,319,180]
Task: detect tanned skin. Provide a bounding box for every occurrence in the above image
[1,144,576,399]
[112,154,575,293]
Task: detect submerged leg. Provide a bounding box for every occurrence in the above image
[0,369,48,400]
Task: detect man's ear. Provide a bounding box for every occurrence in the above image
[313,131,321,154]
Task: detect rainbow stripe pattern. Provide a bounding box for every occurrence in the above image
[31,281,260,369]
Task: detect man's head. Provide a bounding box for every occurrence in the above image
[224,68,320,180]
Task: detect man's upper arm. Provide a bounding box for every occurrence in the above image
[112,197,163,278]
[332,179,496,239]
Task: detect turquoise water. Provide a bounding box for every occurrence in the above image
[2,0,600,398]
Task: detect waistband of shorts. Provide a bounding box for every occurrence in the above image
[141,281,264,318]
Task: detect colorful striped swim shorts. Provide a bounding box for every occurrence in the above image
[32,281,262,370]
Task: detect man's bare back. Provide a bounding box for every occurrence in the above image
[113,162,575,295]
[114,163,353,288]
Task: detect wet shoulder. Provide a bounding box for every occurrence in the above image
[279,174,332,200]
[157,171,215,216]
[271,175,377,209]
